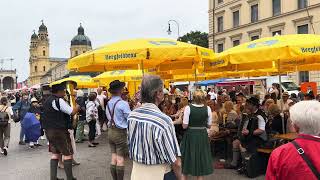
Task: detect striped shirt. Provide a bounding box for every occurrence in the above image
[127,103,181,165]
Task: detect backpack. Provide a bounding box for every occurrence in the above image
[0,106,9,127]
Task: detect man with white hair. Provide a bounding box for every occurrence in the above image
[266,101,320,180]
[128,75,181,180]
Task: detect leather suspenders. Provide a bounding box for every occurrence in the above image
[106,99,121,127]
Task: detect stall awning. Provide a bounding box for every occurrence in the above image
[216,80,255,86]
[196,79,226,86]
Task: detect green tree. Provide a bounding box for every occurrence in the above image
[178,31,208,48]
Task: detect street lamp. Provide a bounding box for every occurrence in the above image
[167,20,180,38]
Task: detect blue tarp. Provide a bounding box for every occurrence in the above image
[196,78,226,86]
[21,112,41,142]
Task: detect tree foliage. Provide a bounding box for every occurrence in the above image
[178,31,209,48]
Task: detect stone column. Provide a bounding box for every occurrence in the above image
[0,77,2,91]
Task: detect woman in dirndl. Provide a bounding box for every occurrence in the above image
[181,90,213,180]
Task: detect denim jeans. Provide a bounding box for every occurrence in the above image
[19,121,24,142]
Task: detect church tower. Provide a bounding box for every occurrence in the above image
[70,24,92,58]
[29,30,38,61]
[37,20,49,59]
[28,21,51,85]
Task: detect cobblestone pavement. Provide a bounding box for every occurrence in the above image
[0,123,264,180]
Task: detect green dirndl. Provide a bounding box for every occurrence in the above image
[180,105,213,176]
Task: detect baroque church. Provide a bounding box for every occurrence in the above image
[28,21,92,86]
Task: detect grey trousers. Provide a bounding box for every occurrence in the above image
[0,123,10,148]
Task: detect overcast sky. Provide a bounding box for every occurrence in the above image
[0,0,208,81]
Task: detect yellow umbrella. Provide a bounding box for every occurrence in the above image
[67,38,214,72]
[93,70,144,84]
[207,34,320,72]
[50,76,98,89]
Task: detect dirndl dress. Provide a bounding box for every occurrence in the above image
[180,104,213,176]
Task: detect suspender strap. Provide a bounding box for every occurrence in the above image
[291,140,320,179]
[106,99,121,127]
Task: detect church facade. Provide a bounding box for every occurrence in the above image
[28,21,92,86]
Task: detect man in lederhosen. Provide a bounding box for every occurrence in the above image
[42,83,80,180]
[237,96,267,175]
[106,80,131,180]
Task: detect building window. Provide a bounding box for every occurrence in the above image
[272,0,281,16]
[217,16,224,32]
[233,11,240,28]
[272,30,282,36]
[43,66,46,72]
[35,66,37,72]
[233,40,240,47]
[251,4,259,23]
[251,35,260,41]
[43,50,46,56]
[299,71,309,83]
[217,0,223,4]
[297,24,308,34]
[217,43,224,53]
[298,0,308,9]
[75,50,78,56]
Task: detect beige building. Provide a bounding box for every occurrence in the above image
[208,0,320,87]
[30,22,92,85]
[0,70,17,90]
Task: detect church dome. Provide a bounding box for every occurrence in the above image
[71,24,92,46]
[31,31,38,40]
[39,21,47,32]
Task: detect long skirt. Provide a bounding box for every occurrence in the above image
[180,128,213,176]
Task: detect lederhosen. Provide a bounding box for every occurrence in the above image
[42,95,73,156]
[241,109,267,153]
[106,99,128,156]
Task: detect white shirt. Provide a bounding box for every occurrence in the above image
[208,91,217,100]
[52,98,73,115]
[96,94,106,110]
[256,115,266,131]
[183,104,212,126]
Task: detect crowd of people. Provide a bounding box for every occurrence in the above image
[0,76,319,180]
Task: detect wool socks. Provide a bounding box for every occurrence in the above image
[110,164,117,180]
[50,159,59,180]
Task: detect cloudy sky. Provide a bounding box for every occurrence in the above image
[0,0,209,81]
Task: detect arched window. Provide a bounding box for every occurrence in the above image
[43,50,46,56]
[75,50,78,56]
[35,66,38,72]
[43,66,46,72]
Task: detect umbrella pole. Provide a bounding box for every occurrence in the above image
[278,59,282,99]
[194,61,198,84]
[141,60,145,76]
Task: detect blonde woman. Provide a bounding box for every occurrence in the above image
[181,90,213,180]
[222,101,238,128]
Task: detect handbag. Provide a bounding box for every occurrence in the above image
[12,112,20,123]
